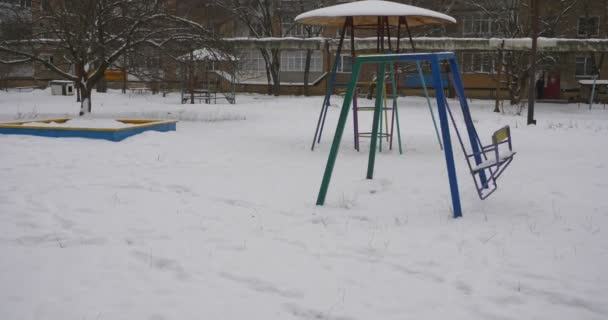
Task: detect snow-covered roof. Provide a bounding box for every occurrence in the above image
[295,0,456,28]
[179,48,236,62]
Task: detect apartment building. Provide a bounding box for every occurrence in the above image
[183,0,608,100]
[444,0,608,101]
[1,0,606,101]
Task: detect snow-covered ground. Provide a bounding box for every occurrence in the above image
[0,89,607,320]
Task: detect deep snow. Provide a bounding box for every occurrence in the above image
[0,89,607,320]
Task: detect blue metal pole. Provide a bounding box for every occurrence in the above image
[416,61,443,151]
[447,58,488,187]
[311,19,348,150]
[431,57,462,218]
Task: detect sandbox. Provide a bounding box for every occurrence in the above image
[0,118,177,141]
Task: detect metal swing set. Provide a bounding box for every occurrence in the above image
[315,52,516,218]
[296,0,516,217]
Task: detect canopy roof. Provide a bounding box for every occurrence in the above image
[295,0,456,28]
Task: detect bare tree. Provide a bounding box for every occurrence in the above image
[211,0,285,96]
[282,0,326,96]
[0,0,219,115]
[464,0,580,107]
[579,0,607,80]
[0,2,34,76]
[122,48,166,92]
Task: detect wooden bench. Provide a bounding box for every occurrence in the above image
[129,87,152,95]
[9,86,38,92]
[181,89,217,104]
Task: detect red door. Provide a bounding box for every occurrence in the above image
[544,73,561,99]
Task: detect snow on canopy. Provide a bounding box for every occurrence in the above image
[178,48,236,62]
[295,0,456,27]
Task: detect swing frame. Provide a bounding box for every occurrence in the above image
[316,52,470,218]
[316,52,515,218]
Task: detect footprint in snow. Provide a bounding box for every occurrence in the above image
[219,272,303,299]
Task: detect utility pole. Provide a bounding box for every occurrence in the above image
[527,0,538,125]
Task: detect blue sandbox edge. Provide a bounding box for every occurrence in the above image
[0,120,177,141]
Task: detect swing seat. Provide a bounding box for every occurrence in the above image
[467,126,516,199]
[471,149,515,173]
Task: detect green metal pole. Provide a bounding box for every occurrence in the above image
[316,61,363,206]
[389,63,403,155]
[366,63,386,179]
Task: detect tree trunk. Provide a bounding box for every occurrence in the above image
[122,55,127,94]
[260,49,273,95]
[76,63,83,102]
[494,50,503,113]
[189,52,195,104]
[508,71,524,107]
[122,72,127,94]
[271,64,280,96]
[79,86,92,116]
[527,0,538,125]
[122,68,127,94]
[515,74,525,106]
[304,49,312,96]
[265,67,272,95]
[96,76,108,93]
[270,48,281,96]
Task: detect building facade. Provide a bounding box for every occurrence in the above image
[1,0,607,101]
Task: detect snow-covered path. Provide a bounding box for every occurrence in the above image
[1,90,607,319]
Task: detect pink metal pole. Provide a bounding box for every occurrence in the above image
[351,20,360,151]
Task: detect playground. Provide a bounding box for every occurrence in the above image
[0,0,607,318]
[0,89,607,319]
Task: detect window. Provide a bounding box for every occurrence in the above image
[337,54,352,73]
[280,50,322,72]
[281,17,320,37]
[206,23,216,37]
[145,56,161,69]
[0,0,30,7]
[41,54,54,65]
[575,56,597,77]
[239,50,323,74]
[239,50,267,75]
[282,21,306,37]
[335,27,351,38]
[461,52,495,74]
[577,16,599,37]
[128,54,161,70]
[541,16,558,37]
[462,15,498,37]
